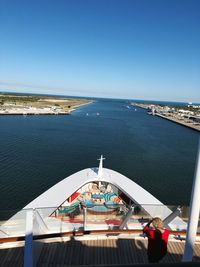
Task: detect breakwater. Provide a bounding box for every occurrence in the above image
[156,113,200,132]
[133,103,200,132]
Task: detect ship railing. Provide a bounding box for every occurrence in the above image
[0,204,200,239]
[0,205,200,267]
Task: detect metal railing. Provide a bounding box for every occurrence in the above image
[1,204,200,267]
[1,204,199,239]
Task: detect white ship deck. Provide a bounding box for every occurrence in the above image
[0,155,200,266]
[1,165,187,238]
[0,234,200,266]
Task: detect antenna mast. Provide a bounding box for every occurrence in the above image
[97,155,105,187]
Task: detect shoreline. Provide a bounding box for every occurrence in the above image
[133,103,200,133]
[68,100,94,113]
[0,97,94,116]
[156,113,200,132]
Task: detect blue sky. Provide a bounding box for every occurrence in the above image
[0,0,200,102]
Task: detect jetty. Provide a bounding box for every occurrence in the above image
[156,113,200,132]
[133,103,200,132]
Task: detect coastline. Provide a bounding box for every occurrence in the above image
[133,103,200,133]
[68,100,94,114]
[156,113,200,132]
[0,94,94,115]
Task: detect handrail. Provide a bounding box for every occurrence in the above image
[1,228,200,244]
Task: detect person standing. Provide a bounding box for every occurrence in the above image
[143,217,170,263]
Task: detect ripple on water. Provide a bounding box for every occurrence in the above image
[0,101,199,212]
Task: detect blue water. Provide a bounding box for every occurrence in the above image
[0,98,199,213]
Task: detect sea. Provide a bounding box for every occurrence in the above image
[0,97,199,216]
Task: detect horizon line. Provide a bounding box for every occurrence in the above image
[0,89,199,105]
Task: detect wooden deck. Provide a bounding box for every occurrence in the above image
[0,245,24,267]
[0,236,200,266]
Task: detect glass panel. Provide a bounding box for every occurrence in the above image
[126,204,192,232]
[35,205,84,235]
[0,209,28,238]
[84,203,129,230]
[1,204,199,238]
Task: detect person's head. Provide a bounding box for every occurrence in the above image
[152,217,163,229]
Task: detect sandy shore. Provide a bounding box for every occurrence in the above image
[0,95,94,115]
[68,100,94,113]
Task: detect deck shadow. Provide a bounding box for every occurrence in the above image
[35,237,200,266]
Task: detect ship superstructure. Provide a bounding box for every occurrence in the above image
[0,155,200,267]
[1,156,186,237]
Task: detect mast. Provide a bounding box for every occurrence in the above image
[97,155,105,188]
[182,137,200,261]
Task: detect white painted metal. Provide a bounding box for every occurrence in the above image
[120,206,134,229]
[163,207,181,226]
[24,168,165,209]
[23,167,184,229]
[1,166,186,236]
[25,168,98,209]
[0,228,9,237]
[24,209,33,267]
[183,138,200,262]
[97,155,105,179]
[83,207,87,230]
[97,155,105,188]
[34,210,49,234]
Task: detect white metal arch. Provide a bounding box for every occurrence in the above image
[23,167,185,230]
[25,167,162,209]
[1,166,186,234]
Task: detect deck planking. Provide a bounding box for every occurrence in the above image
[36,237,200,266]
[0,236,200,266]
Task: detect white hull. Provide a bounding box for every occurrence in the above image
[0,166,186,238]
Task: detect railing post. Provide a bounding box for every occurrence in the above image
[34,210,49,234]
[0,228,10,237]
[119,206,134,229]
[163,206,181,227]
[24,209,33,267]
[182,137,200,262]
[83,207,87,230]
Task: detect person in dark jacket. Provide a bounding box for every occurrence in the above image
[143,217,170,263]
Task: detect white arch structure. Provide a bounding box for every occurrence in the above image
[1,164,186,238]
[23,166,185,230]
[25,167,163,209]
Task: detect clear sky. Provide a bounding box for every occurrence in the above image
[0,0,200,102]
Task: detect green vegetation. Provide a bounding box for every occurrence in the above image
[0,92,92,113]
